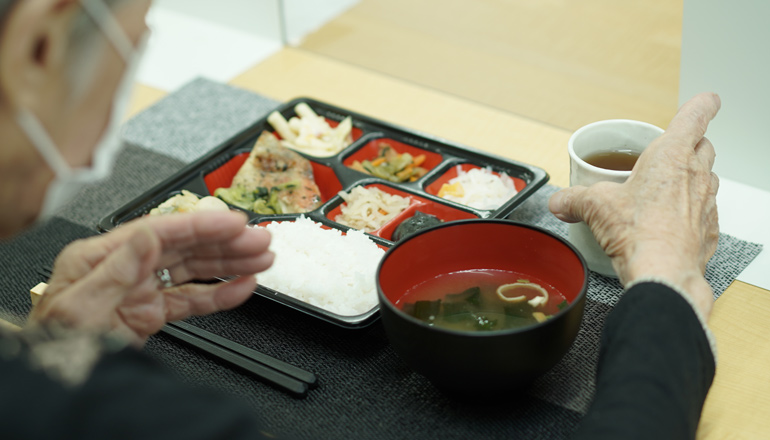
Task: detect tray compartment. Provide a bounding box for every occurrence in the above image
[342,137,444,183]
[325,182,478,241]
[269,103,365,157]
[271,118,365,144]
[129,190,207,222]
[325,182,417,238]
[203,150,343,210]
[249,216,387,328]
[377,200,478,242]
[424,162,528,211]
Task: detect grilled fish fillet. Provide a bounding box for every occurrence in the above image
[228,131,322,213]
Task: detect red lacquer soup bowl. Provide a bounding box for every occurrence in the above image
[376,219,588,393]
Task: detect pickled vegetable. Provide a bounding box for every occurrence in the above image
[392,211,443,241]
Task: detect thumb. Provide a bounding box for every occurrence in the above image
[549,186,589,223]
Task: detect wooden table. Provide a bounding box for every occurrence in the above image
[55,0,770,437]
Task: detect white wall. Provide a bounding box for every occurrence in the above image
[138,0,360,91]
[154,0,283,41]
[680,0,770,192]
[282,0,359,45]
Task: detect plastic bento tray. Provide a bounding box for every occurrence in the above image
[98,98,549,329]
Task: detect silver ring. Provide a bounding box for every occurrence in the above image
[156,268,173,289]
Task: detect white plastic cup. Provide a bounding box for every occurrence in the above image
[567,119,664,277]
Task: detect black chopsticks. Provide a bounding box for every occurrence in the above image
[160,323,314,398]
[37,266,317,398]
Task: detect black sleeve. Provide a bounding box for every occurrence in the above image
[0,347,269,440]
[572,282,716,440]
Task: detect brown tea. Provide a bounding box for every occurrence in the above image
[582,149,640,171]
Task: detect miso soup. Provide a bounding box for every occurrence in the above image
[397,269,568,332]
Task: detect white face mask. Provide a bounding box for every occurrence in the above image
[16,0,147,220]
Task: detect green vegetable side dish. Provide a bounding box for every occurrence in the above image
[215,180,300,215]
[401,283,569,332]
[349,143,429,183]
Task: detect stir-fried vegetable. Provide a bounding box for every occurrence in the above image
[349,143,428,183]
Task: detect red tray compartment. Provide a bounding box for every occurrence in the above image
[203,152,342,203]
[377,201,478,241]
[342,138,443,179]
[272,118,364,145]
[425,163,528,199]
[327,183,478,241]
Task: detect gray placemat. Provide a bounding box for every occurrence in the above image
[123,77,281,163]
[33,77,764,433]
[57,144,186,228]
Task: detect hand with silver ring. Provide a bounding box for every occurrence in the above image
[30,211,274,345]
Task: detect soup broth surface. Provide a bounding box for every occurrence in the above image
[397,269,568,332]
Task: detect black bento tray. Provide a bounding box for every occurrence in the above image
[99,98,549,329]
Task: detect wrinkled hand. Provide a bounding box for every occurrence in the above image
[29,211,273,345]
[549,92,721,318]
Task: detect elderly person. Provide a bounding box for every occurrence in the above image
[1,0,273,437]
[0,0,720,439]
[0,0,273,340]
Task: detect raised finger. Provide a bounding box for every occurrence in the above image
[665,92,721,149]
[701,197,720,271]
[162,227,271,260]
[53,211,252,277]
[694,136,717,171]
[711,171,720,195]
[161,276,257,322]
[148,211,252,249]
[151,228,272,281]
[549,186,589,223]
[163,251,275,285]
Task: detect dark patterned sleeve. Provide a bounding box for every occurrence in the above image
[572,282,716,440]
[0,327,270,440]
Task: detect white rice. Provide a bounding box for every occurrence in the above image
[440,166,518,210]
[253,216,385,316]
